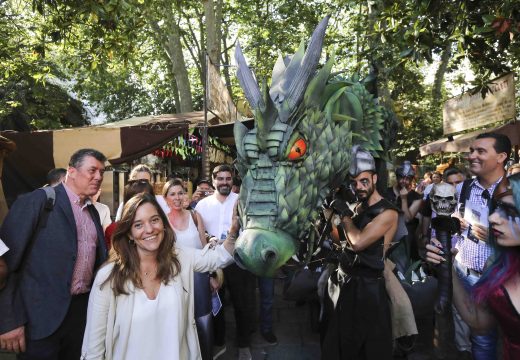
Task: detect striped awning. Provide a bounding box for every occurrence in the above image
[0,113,199,205]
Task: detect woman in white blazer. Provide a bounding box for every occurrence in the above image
[81,192,237,360]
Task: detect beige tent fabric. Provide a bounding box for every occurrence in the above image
[384,259,418,339]
[53,127,123,168]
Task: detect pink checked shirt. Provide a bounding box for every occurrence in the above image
[64,184,98,295]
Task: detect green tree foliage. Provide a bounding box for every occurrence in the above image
[1,0,518,164]
[0,1,87,130]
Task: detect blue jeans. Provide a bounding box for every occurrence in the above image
[454,260,498,360]
[258,277,274,333]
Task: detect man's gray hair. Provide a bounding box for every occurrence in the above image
[68,148,107,168]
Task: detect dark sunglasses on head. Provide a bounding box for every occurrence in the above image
[127,179,150,185]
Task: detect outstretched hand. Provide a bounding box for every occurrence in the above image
[229,201,240,236]
[223,201,240,255]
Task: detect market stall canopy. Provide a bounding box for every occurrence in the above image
[0,112,208,206]
[419,121,520,156]
[208,118,254,145]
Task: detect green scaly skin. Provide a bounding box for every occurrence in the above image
[233,24,396,277]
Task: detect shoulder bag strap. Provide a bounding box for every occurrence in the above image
[458,179,472,218]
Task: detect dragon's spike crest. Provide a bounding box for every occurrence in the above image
[235,41,264,111]
[256,81,279,149]
[269,16,330,122]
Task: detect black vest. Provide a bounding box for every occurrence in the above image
[339,198,398,273]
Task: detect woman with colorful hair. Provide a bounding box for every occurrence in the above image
[81,193,237,360]
[426,173,520,359]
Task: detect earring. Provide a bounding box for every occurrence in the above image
[129,238,135,246]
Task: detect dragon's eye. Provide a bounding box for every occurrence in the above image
[287,138,307,160]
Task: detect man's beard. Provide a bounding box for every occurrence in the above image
[217,185,231,196]
[355,186,374,202]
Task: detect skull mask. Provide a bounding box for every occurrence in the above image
[430,183,457,216]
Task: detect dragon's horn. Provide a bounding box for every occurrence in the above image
[235,41,264,110]
[256,81,279,150]
[234,120,249,160]
[279,16,330,119]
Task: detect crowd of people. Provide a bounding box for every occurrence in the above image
[0,131,519,360]
[0,153,274,360]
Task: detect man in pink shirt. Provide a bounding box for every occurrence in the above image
[0,148,108,360]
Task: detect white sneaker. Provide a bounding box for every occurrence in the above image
[213,345,226,360]
[238,347,252,360]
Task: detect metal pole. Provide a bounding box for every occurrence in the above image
[202,52,210,179]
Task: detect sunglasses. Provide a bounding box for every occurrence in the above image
[127,179,150,185]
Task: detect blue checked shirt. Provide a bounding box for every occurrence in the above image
[454,177,502,273]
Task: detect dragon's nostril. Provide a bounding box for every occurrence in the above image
[263,250,277,263]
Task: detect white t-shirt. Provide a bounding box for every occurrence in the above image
[115,282,182,360]
[195,192,238,240]
[172,212,203,249]
[0,239,8,256]
[94,202,112,231]
[115,195,170,221]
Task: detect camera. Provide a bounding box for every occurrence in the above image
[203,191,210,196]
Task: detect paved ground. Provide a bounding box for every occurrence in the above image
[219,276,322,360]
[218,276,436,360]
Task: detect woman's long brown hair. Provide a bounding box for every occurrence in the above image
[102,193,181,295]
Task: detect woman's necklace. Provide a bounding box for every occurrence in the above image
[141,265,157,278]
[143,270,155,277]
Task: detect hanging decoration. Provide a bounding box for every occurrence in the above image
[151,131,233,162]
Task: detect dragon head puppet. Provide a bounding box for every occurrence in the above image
[233,16,397,276]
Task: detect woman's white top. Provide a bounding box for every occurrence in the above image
[81,245,234,360]
[93,202,112,231]
[172,212,202,249]
[117,282,183,360]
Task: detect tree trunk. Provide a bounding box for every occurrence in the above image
[203,0,220,68]
[149,13,193,113]
[432,42,452,107]
[221,31,234,99]
[170,75,181,113]
[366,1,394,110]
[164,13,193,113]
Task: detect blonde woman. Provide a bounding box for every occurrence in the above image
[163,178,213,360]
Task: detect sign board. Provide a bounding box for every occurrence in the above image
[443,73,516,135]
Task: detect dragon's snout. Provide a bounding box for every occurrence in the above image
[233,228,297,277]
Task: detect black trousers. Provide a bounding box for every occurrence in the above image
[322,275,392,360]
[194,272,213,360]
[213,263,256,348]
[19,293,89,360]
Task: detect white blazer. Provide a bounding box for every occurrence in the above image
[81,244,234,360]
